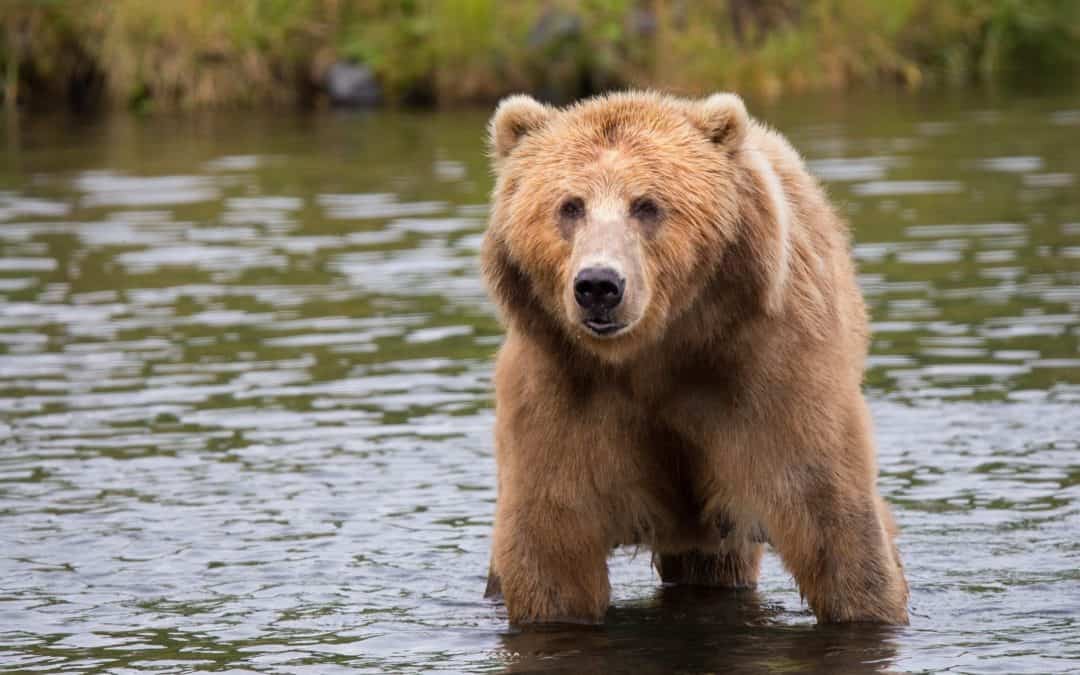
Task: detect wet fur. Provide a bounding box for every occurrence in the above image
[482,92,909,625]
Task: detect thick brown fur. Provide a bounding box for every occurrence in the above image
[481,91,909,625]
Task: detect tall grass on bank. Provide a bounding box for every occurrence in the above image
[3,0,1080,111]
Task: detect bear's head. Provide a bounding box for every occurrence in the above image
[482,91,790,364]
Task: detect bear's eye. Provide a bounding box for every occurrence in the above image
[559,197,585,221]
[630,197,661,221]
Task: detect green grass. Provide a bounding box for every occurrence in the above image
[3,0,1079,111]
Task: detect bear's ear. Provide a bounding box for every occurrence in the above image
[686,93,748,147]
[489,95,554,160]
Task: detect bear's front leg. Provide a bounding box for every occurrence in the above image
[756,468,909,624]
[491,495,611,624]
[485,338,629,624]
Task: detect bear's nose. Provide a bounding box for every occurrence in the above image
[574,267,625,311]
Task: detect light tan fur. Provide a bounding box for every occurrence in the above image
[481,91,909,625]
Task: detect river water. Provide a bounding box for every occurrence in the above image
[1,91,1078,673]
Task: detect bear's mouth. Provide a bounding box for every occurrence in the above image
[583,319,625,337]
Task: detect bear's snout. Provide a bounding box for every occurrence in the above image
[574,267,624,312]
[573,267,625,335]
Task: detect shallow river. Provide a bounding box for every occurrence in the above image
[1,90,1078,674]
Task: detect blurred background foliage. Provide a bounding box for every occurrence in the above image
[2,0,1079,111]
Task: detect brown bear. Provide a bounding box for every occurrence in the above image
[480,91,909,625]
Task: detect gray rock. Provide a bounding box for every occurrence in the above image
[528,9,581,49]
[325,62,381,108]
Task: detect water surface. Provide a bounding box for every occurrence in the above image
[1,91,1079,673]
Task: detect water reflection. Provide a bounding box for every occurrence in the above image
[1,91,1078,672]
[499,587,901,674]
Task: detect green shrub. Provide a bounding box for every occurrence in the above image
[2,0,1078,110]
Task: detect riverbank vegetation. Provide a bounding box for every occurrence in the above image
[3,0,1079,111]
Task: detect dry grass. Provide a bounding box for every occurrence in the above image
[2,0,1078,111]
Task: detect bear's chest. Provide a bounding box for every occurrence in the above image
[614,351,746,419]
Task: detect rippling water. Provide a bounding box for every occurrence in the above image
[1,91,1078,674]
